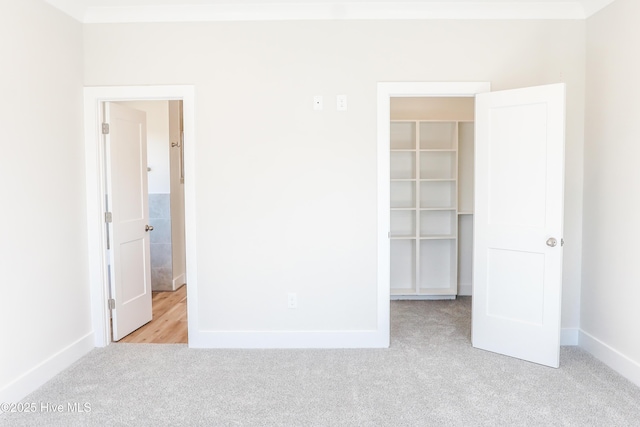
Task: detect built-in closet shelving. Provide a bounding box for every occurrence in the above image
[390,120,474,298]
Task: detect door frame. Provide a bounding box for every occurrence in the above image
[84,85,197,347]
[376,82,491,339]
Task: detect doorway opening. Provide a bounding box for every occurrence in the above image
[84,85,197,348]
[389,96,475,300]
[106,100,187,343]
[387,94,476,352]
[376,82,489,349]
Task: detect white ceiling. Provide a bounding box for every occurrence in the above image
[43,0,617,23]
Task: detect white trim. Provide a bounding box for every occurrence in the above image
[0,333,94,403]
[377,82,491,351]
[391,295,456,301]
[84,85,197,347]
[581,0,616,17]
[458,282,473,296]
[45,1,591,23]
[579,330,640,388]
[189,330,382,349]
[377,88,392,349]
[378,82,491,99]
[172,273,186,290]
[561,328,579,346]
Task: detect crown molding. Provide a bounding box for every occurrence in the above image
[580,0,616,17]
[44,1,616,24]
[45,0,87,21]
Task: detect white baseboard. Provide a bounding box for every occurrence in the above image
[0,332,94,403]
[579,329,640,388]
[188,330,388,349]
[561,328,579,346]
[458,282,472,296]
[391,295,456,300]
[172,274,185,291]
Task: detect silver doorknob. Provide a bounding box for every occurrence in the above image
[145,225,154,232]
[546,237,557,247]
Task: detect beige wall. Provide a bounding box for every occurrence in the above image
[583,0,640,382]
[0,0,90,401]
[391,97,475,121]
[84,19,585,334]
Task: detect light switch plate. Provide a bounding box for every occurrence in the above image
[337,95,347,111]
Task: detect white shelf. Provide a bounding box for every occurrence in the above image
[391,151,416,180]
[419,235,456,240]
[390,121,416,150]
[390,239,415,292]
[391,288,418,295]
[421,209,456,237]
[420,151,456,180]
[420,180,456,209]
[391,210,415,237]
[390,181,416,209]
[419,239,456,291]
[419,121,456,150]
[416,288,459,296]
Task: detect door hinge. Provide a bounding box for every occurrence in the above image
[102,123,110,135]
[105,212,112,223]
[561,238,565,247]
[108,298,115,310]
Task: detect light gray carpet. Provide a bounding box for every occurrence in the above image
[2,298,640,426]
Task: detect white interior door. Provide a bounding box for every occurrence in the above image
[473,83,565,368]
[105,102,153,341]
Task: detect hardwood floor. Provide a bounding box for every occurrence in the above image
[119,285,188,344]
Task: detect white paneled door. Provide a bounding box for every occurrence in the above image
[105,102,153,341]
[473,84,565,368]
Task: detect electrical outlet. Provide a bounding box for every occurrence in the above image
[287,293,297,309]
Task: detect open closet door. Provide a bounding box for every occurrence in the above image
[472,83,565,368]
[105,102,153,341]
